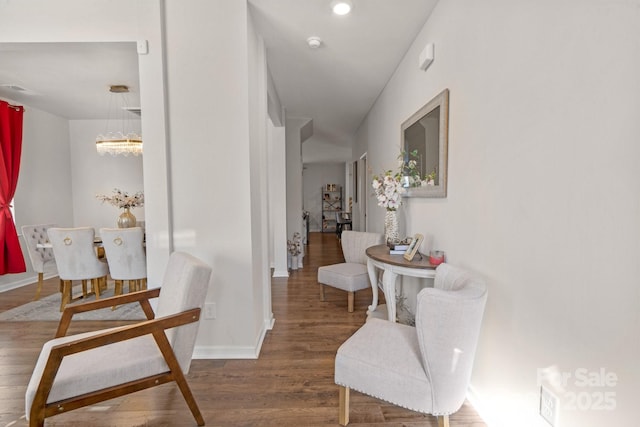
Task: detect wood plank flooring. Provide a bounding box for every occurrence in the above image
[0,232,487,426]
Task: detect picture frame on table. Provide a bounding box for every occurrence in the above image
[404,233,424,261]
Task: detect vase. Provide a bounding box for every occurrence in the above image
[291,255,299,270]
[384,210,399,243]
[117,207,136,228]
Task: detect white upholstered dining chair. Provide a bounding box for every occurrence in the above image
[317,230,384,312]
[100,227,147,295]
[21,224,58,300]
[25,251,212,427]
[335,263,488,426]
[47,227,109,311]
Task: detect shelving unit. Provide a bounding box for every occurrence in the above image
[321,184,342,233]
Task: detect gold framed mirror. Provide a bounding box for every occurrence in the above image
[401,88,449,198]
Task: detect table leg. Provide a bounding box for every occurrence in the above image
[366,259,379,315]
[382,269,399,323]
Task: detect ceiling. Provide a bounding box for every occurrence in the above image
[0,1,438,159]
[249,0,438,157]
[0,42,140,120]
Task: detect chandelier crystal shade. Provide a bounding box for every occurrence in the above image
[96,85,142,156]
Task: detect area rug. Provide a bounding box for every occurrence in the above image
[0,287,148,322]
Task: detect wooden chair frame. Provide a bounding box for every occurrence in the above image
[29,288,205,427]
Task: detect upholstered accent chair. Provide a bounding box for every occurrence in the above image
[317,230,384,312]
[335,263,488,426]
[47,227,109,311]
[25,251,212,427]
[21,224,57,300]
[100,227,147,295]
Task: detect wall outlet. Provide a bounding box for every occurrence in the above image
[540,385,558,426]
[204,302,216,319]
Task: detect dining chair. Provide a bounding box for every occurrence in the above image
[47,227,109,311]
[99,227,147,296]
[21,224,58,300]
[25,251,212,427]
[317,230,384,312]
[334,263,488,426]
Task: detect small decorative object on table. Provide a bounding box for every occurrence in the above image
[429,250,446,266]
[404,233,424,261]
[96,188,144,228]
[287,232,303,270]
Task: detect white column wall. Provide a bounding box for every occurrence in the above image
[356,0,640,426]
[285,118,308,240]
[268,121,289,277]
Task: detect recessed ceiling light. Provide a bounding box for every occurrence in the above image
[307,37,323,49]
[331,0,352,15]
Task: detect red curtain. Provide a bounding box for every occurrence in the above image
[0,100,26,274]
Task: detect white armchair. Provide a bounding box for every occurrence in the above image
[335,263,488,426]
[317,230,384,312]
[47,227,109,311]
[21,224,57,300]
[25,251,212,427]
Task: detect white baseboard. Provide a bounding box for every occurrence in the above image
[272,269,289,278]
[467,384,496,427]
[0,272,58,294]
[193,315,275,359]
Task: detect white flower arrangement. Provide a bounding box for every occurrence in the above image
[96,188,144,209]
[372,171,405,211]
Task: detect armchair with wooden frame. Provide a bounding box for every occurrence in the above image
[25,251,212,427]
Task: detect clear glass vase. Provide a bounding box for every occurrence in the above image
[384,209,399,243]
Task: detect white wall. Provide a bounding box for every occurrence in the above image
[69,120,144,232]
[285,117,308,240]
[356,0,640,426]
[163,0,268,358]
[303,163,346,232]
[268,120,288,277]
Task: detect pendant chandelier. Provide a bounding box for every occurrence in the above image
[96,85,142,156]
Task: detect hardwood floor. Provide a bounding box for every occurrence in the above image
[0,232,487,427]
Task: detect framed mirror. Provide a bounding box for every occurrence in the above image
[401,88,449,198]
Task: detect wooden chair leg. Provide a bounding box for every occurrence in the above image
[141,278,147,290]
[115,280,123,297]
[92,278,101,299]
[339,386,350,426]
[34,272,44,301]
[319,284,326,301]
[81,279,88,297]
[347,291,355,312]
[60,280,72,312]
[112,280,123,310]
[437,415,450,427]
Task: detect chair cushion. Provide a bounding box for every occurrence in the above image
[335,318,434,414]
[317,263,370,292]
[25,329,168,417]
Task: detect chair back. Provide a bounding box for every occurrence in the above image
[47,227,106,280]
[99,227,146,281]
[155,252,212,372]
[414,263,488,414]
[341,231,384,264]
[21,224,56,272]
